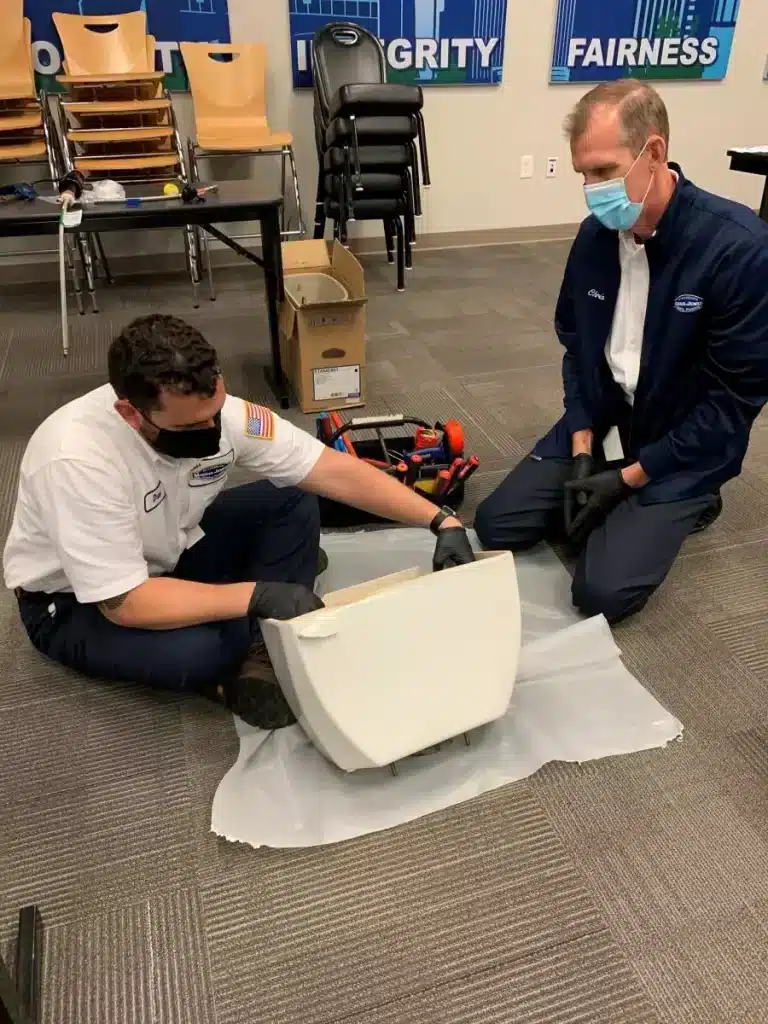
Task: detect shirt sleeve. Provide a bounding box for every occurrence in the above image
[638,235,768,481]
[225,396,325,486]
[33,459,149,604]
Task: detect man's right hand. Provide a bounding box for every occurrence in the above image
[247,581,324,624]
[564,452,594,536]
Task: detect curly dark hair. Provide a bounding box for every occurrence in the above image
[108,314,220,412]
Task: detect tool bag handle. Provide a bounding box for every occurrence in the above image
[327,415,432,445]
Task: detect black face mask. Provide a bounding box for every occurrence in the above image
[143,411,222,460]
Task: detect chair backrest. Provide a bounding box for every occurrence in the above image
[312,22,386,115]
[53,11,151,77]
[0,16,35,101]
[180,42,268,130]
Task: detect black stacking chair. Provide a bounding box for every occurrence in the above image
[311,22,431,292]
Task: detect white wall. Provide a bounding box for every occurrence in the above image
[234,0,768,239]
[2,0,766,263]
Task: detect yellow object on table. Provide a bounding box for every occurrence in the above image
[163,182,180,196]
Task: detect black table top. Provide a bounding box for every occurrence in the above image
[0,179,283,237]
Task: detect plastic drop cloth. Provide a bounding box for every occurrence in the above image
[211,530,682,848]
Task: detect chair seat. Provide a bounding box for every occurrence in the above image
[197,129,293,151]
[0,110,42,132]
[57,72,165,85]
[68,126,174,144]
[328,83,423,121]
[323,144,411,172]
[0,87,37,103]
[324,172,404,195]
[325,195,407,219]
[74,153,179,172]
[63,98,171,116]
[324,115,416,150]
[0,139,47,160]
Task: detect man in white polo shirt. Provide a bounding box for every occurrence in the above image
[475,80,768,623]
[4,314,474,728]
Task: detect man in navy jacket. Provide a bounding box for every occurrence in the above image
[475,80,768,624]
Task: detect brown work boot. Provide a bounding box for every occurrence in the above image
[217,641,297,730]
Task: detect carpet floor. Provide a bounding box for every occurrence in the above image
[1,240,767,1024]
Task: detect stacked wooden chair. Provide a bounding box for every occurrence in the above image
[181,41,304,301]
[50,11,202,303]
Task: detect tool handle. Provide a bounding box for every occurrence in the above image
[405,454,422,487]
[457,456,480,482]
[326,415,432,445]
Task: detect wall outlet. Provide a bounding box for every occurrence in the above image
[520,155,534,179]
[546,157,558,178]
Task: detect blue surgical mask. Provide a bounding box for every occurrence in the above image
[583,142,654,232]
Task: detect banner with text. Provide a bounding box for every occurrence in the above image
[289,0,508,89]
[25,0,231,91]
[551,0,740,83]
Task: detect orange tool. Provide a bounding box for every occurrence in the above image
[442,420,465,460]
[395,462,408,483]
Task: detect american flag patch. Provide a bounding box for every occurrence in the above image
[244,401,275,440]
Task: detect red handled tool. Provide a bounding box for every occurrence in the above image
[436,469,452,498]
[395,461,408,483]
[457,455,480,483]
[405,454,423,488]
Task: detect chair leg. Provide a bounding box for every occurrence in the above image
[64,234,84,315]
[409,140,422,217]
[404,212,413,271]
[76,233,98,312]
[415,111,431,187]
[93,233,114,284]
[200,229,216,302]
[280,147,287,237]
[383,219,394,263]
[187,140,215,301]
[336,173,348,245]
[313,168,326,240]
[184,226,200,309]
[404,170,417,246]
[287,145,305,237]
[393,217,405,292]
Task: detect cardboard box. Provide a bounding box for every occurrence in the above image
[279,239,367,413]
[261,551,521,772]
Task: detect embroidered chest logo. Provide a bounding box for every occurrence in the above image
[144,481,167,513]
[189,448,235,488]
[674,294,704,314]
[588,288,605,301]
[245,401,275,440]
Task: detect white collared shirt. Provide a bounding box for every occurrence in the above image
[3,384,324,601]
[605,231,650,405]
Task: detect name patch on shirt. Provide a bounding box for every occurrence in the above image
[588,288,605,301]
[674,294,704,314]
[144,481,167,513]
[189,448,235,488]
[244,401,275,441]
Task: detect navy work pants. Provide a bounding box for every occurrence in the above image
[17,482,321,691]
[474,455,717,624]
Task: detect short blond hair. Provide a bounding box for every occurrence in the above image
[564,80,670,156]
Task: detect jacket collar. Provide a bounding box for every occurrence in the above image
[647,162,689,249]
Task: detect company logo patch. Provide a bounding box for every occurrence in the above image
[674,294,704,314]
[189,448,234,488]
[144,481,166,513]
[588,288,605,301]
[244,401,275,441]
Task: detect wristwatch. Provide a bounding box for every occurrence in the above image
[429,505,457,536]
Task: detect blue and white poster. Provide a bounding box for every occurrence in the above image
[289,0,508,89]
[551,0,740,83]
[24,0,231,90]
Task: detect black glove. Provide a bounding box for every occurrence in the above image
[247,582,324,624]
[433,526,476,571]
[563,469,631,544]
[564,453,594,534]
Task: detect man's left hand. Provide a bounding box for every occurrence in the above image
[433,526,476,571]
[563,469,632,543]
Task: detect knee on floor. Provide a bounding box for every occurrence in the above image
[571,575,637,625]
[473,498,540,552]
